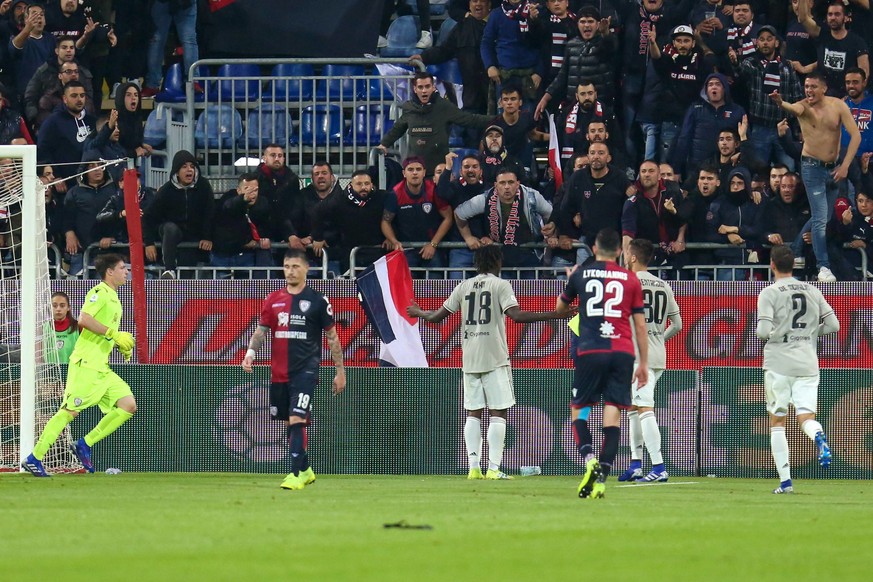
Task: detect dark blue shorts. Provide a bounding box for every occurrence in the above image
[270,368,317,420]
[571,352,634,410]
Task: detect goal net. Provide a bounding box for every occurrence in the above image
[0,145,80,472]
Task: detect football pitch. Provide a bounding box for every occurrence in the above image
[1,473,869,581]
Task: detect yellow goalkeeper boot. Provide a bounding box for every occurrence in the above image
[299,467,316,485]
[280,472,305,490]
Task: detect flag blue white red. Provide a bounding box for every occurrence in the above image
[356,250,428,367]
[547,113,563,191]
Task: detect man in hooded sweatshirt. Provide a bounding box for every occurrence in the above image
[37,80,95,194]
[62,153,116,277]
[143,149,214,279]
[669,73,746,181]
[710,166,762,280]
[377,71,493,175]
[113,81,150,159]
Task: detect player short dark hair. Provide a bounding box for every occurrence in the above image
[63,80,86,93]
[588,141,610,154]
[845,66,867,81]
[698,162,719,177]
[495,167,518,181]
[413,71,434,84]
[594,228,621,255]
[474,245,503,274]
[56,35,76,47]
[577,78,596,89]
[719,128,740,142]
[806,71,828,86]
[770,163,790,175]
[629,239,655,266]
[284,248,308,263]
[312,160,333,173]
[461,154,481,166]
[95,253,125,279]
[262,143,284,153]
[500,82,523,99]
[238,172,258,183]
[350,169,371,179]
[770,245,794,273]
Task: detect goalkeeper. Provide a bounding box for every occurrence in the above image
[22,254,137,477]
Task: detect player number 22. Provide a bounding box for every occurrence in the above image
[585,279,624,318]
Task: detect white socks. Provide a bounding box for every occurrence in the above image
[770,426,791,483]
[487,417,507,472]
[464,417,482,469]
[640,411,663,466]
[628,410,643,462]
[801,418,824,442]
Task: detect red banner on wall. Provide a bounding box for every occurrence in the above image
[53,280,873,370]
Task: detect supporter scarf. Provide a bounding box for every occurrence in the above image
[502,0,531,32]
[638,7,663,55]
[550,10,574,24]
[484,149,507,167]
[762,56,782,90]
[346,184,369,207]
[663,43,698,67]
[564,100,604,134]
[487,189,522,245]
[727,23,756,57]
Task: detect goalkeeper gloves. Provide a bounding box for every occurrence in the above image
[105,328,135,356]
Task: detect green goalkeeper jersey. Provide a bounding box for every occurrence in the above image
[69,282,122,370]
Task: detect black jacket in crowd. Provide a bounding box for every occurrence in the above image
[144,150,215,244]
[256,162,300,243]
[212,188,273,255]
[557,164,630,242]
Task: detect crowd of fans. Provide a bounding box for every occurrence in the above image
[2,0,873,281]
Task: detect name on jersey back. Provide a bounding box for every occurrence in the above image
[582,268,628,280]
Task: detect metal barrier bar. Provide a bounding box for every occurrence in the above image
[81,242,330,279]
[184,58,426,182]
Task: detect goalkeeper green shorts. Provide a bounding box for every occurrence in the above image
[62,362,133,413]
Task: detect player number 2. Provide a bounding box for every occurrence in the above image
[464,290,492,325]
[585,280,624,318]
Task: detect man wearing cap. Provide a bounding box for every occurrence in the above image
[480,124,525,186]
[377,71,493,175]
[643,23,717,164]
[381,156,454,275]
[730,24,803,170]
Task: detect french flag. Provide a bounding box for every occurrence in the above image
[547,113,563,190]
[356,250,429,367]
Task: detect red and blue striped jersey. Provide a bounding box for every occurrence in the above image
[560,260,644,356]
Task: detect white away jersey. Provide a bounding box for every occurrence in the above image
[757,277,835,376]
[443,273,519,373]
[632,271,680,369]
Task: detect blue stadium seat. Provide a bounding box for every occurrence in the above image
[246,105,292,149]
[264,63,314,101]
[450,148,479,180]
[194,105,243,149]
[348,105,393,146]
[358,74,396,102]
[448,123,465,148]
[208,63,261,102]
[314,64,365,101]
[381,15,419,58]
[155,63,207,103]
[437,16,457,45]
[143,108,166,148]
[296,104,343,146]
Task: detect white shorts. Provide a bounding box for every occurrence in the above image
[764,370,819,416]
[632,367,663,408]
[463,366,516,411]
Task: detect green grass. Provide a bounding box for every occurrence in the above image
[1,473,871,581]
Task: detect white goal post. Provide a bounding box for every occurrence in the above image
[0,144,79,472]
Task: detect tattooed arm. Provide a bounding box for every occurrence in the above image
[326,326,346,395]
[241,325,269,373]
